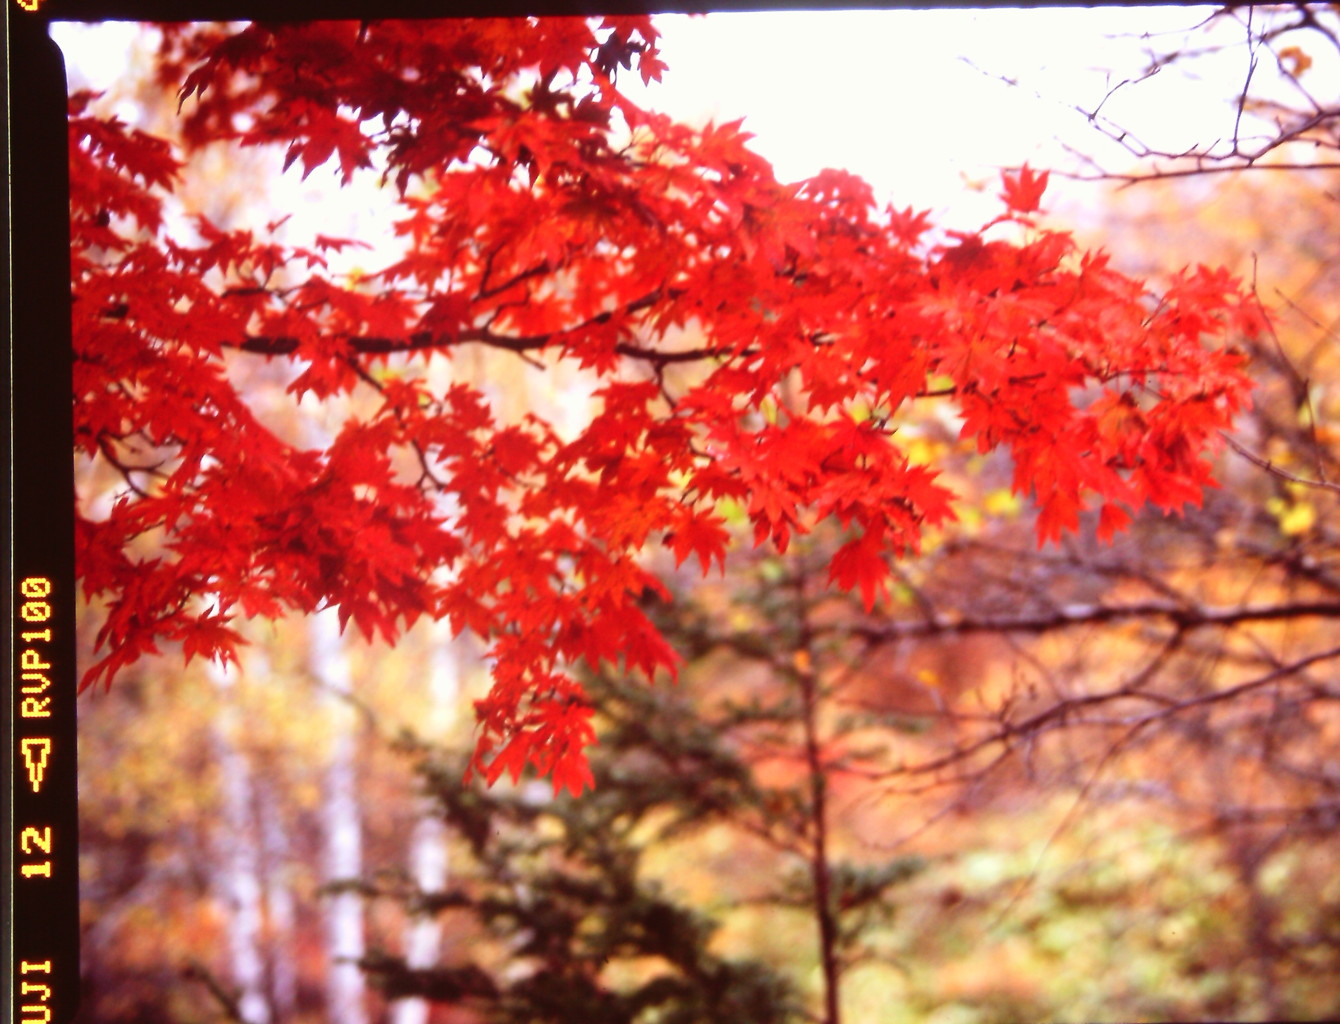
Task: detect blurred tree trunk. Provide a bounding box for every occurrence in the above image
[209,659,273,1024]
[311,607,369,1024]
[259,774,299,1020]
[1231,833,1287,1022]
[392,621,462,1024]
[788,577,842,1024]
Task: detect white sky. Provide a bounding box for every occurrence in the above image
[52,8,1256,247]
[622,8,1229,225]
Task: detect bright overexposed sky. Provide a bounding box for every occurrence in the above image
[52,8,1275,245]
[621,8,1227,224]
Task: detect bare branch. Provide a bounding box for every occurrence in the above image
[850,598,1340,644]
[1221,430,1340,494]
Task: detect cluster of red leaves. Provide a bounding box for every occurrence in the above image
[71,18,1262,795]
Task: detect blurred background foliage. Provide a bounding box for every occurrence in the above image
[70,8,1340,1024]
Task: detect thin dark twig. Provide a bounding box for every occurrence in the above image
[1220,431,1340,494]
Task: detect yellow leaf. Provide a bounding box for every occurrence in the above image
[1280,45,1313,77]
[983,487,1021,517]
[717,497,747,525]
[1277,501,1316,536]
[1280,503,1316,536]
[906,437,938,466]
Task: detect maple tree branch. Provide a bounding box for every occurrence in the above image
[242,327,736,364]
[95,431,164,499]
[876,642,1340,786]
[1055,4,1340,186]
[849,598,1340,643]
[476,255,553,301]
[962,636,1181,769]
[1220,430,1340,494]
[1061,159,1340,187]
[182,959,250,1024]
[1122,644,1340,726]
[231,287,738,368]
[342,356,456,489]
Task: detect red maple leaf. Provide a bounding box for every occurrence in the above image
[828,528,892,612]
[999,163,1049,214]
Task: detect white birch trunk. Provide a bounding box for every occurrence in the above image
[391,621,462,1024]
[258,783,299,1021]
[310,606,369,1024]
[208,660,273,1024]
